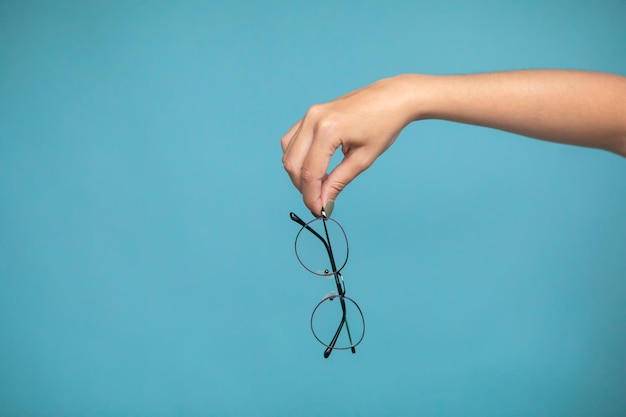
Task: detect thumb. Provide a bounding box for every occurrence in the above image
[320,152,374,206]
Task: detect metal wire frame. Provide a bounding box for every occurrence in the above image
[290,211,365,358]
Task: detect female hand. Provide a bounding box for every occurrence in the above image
[282,70,626,215]
[281,75,419,215]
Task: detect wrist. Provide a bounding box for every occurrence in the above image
[388,73,442,123]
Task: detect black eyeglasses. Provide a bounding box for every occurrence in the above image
[290,210,365,358]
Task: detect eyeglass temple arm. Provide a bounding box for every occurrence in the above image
[324,303,356,358]
[320,219,356,357]
[290,212,334,263]
[324,319,345,358]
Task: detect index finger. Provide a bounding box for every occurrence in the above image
[300,129,341,214]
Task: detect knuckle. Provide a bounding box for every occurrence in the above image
[354,154,375,173]
[282,157,297,174]
[306,104,340,135]
[316,117,339,138]
[300,165,317,183]
[280,135,289,150]
[305,103,325,119]
[304,103,343,143]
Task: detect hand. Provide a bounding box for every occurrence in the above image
[281,75,418,215]
[282,70,626,215]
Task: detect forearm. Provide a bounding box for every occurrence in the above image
[403,70,626,156]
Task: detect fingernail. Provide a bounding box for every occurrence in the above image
[322,200,335,218]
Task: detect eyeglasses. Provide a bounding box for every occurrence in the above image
[290,210,365,358]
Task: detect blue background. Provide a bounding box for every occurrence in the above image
[1,1,625,416]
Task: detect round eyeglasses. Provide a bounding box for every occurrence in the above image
[290,211,365,358]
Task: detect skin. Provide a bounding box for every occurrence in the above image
[281,70,626,215]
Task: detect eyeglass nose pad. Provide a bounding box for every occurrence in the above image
[323,291,338,300]
[316,269,334,277]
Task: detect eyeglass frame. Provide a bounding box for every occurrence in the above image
[290,210,365,358]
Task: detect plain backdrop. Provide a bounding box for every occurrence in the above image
[1,1,625,416]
